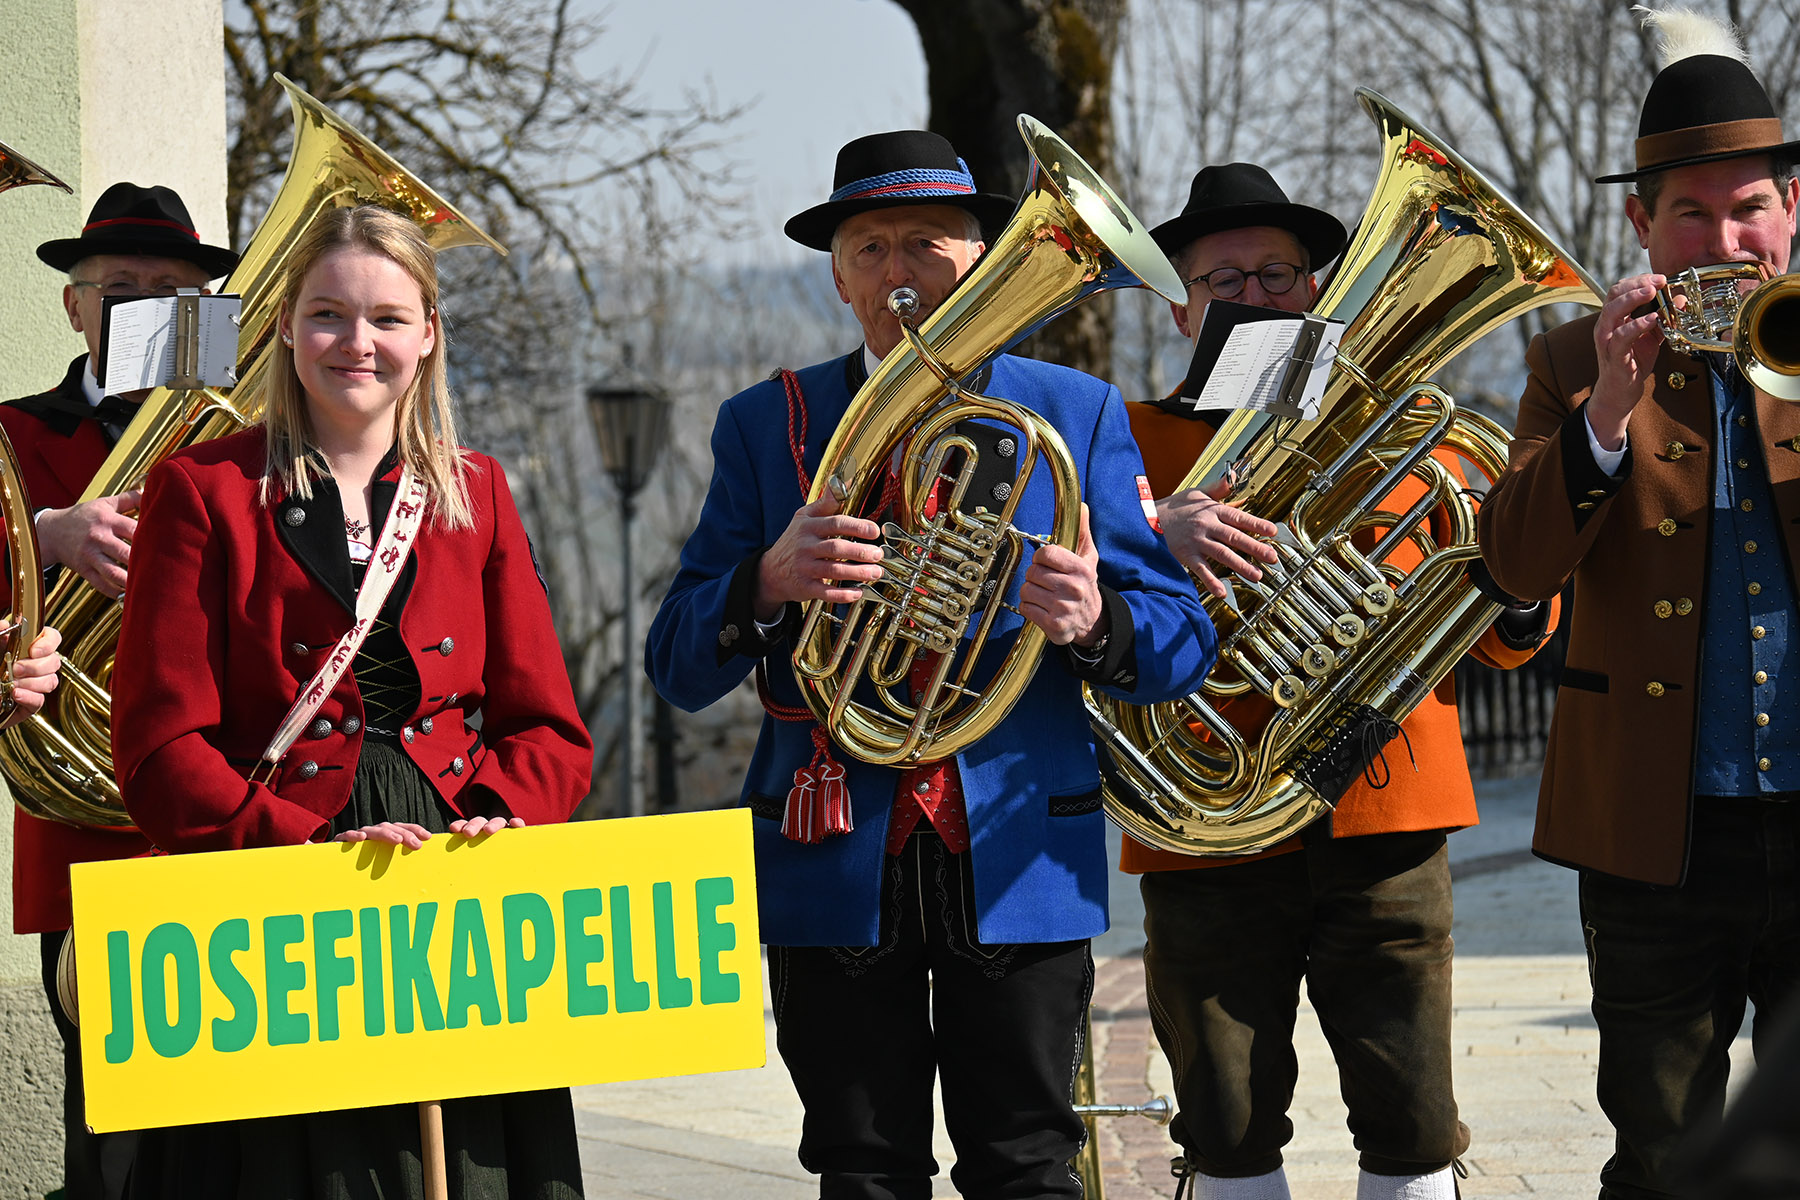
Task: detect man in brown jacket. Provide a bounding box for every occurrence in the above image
[1478,15,1800,1198]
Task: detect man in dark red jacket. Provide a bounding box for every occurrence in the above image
[5,181,235,1200]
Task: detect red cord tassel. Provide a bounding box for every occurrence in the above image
[782,725,854,844]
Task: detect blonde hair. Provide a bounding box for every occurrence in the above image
[261,205,472,528]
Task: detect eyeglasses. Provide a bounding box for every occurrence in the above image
[1182,262,1303,300]
[71,280,185,300]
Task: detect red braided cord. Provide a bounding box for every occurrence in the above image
[759,369,828,726]
[758,367,896,723]
[779,366,902,519]
[755,661,813,722]
[778,369,811,497]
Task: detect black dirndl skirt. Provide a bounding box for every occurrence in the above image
[123,738,585,1200]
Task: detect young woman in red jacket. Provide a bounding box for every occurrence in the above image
[111,204,593,1199]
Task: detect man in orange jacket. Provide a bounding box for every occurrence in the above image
[1124,164,1556,1200]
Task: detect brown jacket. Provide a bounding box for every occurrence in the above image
[1478,313,1800,884]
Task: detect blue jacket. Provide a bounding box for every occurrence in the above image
[647,351,1215,946]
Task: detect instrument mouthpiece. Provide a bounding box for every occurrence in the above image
[888,288,920,320]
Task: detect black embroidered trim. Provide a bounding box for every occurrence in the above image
[1049,788,1102,817]
[1288,702,1406,808]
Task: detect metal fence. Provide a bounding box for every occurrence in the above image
[1454,613,1570,778]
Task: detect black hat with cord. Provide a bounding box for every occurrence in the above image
[784,130,1017,253]
[37,182,239,278]
[1150,163,1348,270]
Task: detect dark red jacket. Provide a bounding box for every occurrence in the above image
[1,356,153,934]
[111,428,592,853]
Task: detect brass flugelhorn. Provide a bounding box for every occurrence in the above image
[1087,90,1601,856]
[0,76,504,829]
[1657,262,1800,400]
[791,116,1183,766]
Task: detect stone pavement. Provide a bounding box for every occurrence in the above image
[569,774,1756,1198]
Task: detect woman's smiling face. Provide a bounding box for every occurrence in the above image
[280,246,437,435]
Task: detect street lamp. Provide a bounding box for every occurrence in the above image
[586,384,672,818]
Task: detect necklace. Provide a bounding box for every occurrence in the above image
[345,516,370,541]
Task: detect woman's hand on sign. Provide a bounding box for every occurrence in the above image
[449,815,526,838]
[334,822,433,849]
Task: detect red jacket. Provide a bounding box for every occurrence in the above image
[1,356,153,933]
[111,429,592,853]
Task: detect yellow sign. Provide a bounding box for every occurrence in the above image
[71,809,763,1132]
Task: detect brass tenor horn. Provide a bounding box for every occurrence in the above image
[1657,262,1800,400]
[0,140,72,195]
[791,115,1183,765]
[1086,90,1601,856]
[0,75,504,829]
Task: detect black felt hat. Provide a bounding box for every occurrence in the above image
[784,130,1017,252]
[37,182,239,277]
[1150,163,1348,269]
[1596,54,1800,183]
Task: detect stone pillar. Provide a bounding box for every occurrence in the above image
[0,1,225,1193]
[0,0,228,399]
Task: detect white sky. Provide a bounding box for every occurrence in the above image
[592,0,930,261]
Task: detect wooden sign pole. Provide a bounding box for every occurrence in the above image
[420,1100,449,1200]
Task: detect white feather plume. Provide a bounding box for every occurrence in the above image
[1633,5,1750,68]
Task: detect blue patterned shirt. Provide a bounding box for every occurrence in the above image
[1692,355,1800,796]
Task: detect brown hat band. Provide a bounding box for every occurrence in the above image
[1636,117,1785,170]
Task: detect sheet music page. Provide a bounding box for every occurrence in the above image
[1194,317,1344,419]
[198,298,243,385]
[102,296,243,392]
[103,298,177,394]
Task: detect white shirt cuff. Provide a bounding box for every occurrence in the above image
[32,509,60,569]
[1584,411,1627,477]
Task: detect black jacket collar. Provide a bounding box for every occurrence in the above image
[273,443,415,617]
[7,357,101,437]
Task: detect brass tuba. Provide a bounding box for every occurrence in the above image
[1086,89,1602,856]
[791,115,1184,765]
[0,75,504,829]
[1656,262,1800,400]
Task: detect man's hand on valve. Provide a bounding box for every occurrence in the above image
[1021,504,1107,647]
[755,494,885,620]
[1155,477,1280,600]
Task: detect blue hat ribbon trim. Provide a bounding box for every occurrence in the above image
[830,159,977,203]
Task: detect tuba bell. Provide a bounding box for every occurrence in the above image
[0,75,504,829]
[0,139,72,196]
[1086,89,1602,856]
[791,115,1184,765]
[1656,262,1800,400]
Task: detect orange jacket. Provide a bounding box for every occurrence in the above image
[1120,399,1557,873]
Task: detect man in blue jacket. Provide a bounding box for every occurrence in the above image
[647,129,1215,1200]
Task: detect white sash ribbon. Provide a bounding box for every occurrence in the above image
[250,466,428,786]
